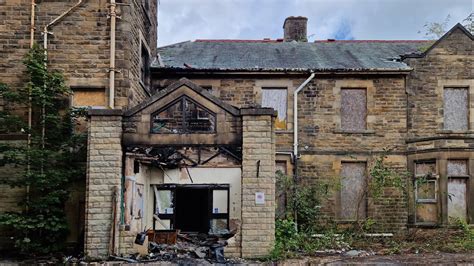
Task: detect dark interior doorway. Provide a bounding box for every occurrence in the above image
[175,187,209,233]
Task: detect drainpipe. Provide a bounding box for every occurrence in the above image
[293,72,315,159]
[43,0,84,61]
[42,0,83,149]
[108,0,117,109]
[29,0,35,48]
[26,0,36,213]
[292,71,315,228]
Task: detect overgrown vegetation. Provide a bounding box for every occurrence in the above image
[0,44,87,254]
[417,12,473,52]
[419,13,473,39]
[269,151,473,260]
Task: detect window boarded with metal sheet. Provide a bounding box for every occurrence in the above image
[447,160,469,223]
[262,88,287,130]
[444,88,468,130]
[341,88,367,131]
[340,162,367,220]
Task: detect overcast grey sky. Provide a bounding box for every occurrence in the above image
[157,0,472,47]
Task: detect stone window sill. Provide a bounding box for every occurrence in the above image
[275,130,293,134]
[333,129,375,135]
[436,130,474,134]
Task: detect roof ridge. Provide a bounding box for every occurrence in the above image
[314,40,432,43]
[193,39,431,43]
[195,39,283,43]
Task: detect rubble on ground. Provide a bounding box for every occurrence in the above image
[109,231,248,264]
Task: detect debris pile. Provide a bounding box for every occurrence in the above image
[110,231,245,264]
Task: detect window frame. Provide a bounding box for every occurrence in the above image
[150,96,217,134]
[140,44,150,90]
[153,184,230,233]
[414,160,439,204]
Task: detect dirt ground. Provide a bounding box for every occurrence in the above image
[0,252,473,265]
[280,252,474,265]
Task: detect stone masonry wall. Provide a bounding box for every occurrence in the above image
[0,0,158,111]
[241,108,276,258]
[405,27,473,138]
[85,110,123,259]
[119,0,158,108]
[153,75,410,230]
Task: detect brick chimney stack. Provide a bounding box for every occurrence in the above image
[283,16,308,42]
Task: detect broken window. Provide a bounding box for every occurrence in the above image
[444,88,468,130]
[447,160,469,223]
[153,184,229,234]
[341,88,367,131]
[414,161,438,223]
[153,186,174,230]
[340,162,367,221]
[141,44,150,88]
[261,88,287,130]
[151,97,216,134]
[416,180,437,202]
[210,189,229,234]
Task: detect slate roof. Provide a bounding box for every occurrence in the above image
[153,39,431,72]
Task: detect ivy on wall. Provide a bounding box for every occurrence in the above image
[0,44,87,254]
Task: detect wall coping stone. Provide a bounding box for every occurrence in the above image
[240,107,277,117]
[88,109,123,117]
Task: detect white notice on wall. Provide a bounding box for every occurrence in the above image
[255,192,265,205]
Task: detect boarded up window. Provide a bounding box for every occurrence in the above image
[341,88,367,131]
[414,161,438,223]
[444,88,468,130]
[340,162,366,220]
[262,88,287,130]
[448,179,467,222]
[72,88,106,107]
[416,203,438,223]
[275,161,288,219]
[447,160,468,176]
[151,97,216,133]
[415,161,437,177]
[447,160,468,223]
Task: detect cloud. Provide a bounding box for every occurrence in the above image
[333,19,354,41]
[157,0,472,46]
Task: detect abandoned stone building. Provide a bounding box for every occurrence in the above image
[1,0,473,260]
[0,0,158,257]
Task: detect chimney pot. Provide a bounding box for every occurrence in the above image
[283,16,308,42]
